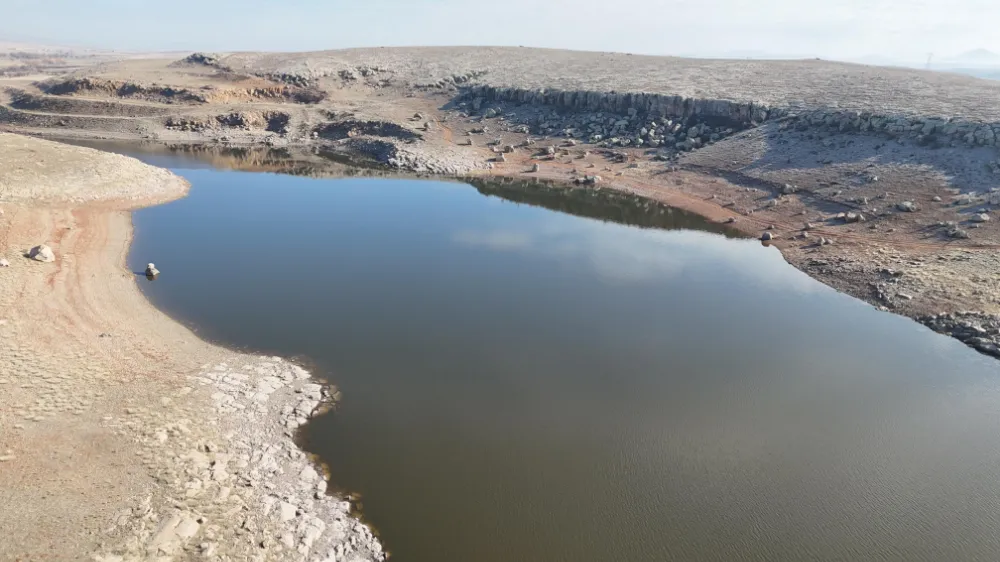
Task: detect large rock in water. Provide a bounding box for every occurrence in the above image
[29,245,54,263]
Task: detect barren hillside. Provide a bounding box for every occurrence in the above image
[222,47,1000,121]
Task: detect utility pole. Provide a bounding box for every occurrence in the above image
[926,53,933,70]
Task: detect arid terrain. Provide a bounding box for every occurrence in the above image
[2,44,1000,560]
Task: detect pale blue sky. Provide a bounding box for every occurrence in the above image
[0,0,993,61]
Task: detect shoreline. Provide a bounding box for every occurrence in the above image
[36,130,1000,361]
[0,132,383,561]
[0,117,996,558]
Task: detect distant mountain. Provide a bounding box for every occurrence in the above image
[941,49,1000,66]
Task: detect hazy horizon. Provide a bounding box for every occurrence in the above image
[1,0,997,64]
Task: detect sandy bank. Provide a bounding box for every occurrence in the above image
[0,132,382,561]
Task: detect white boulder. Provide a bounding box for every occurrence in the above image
[29,245,55,263]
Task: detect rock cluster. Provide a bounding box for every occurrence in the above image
[314,119,422,142]
[179,52,223,67]
[920,313,1000,358]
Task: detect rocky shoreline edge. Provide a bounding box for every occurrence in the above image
[90,200,386,561]
[94,353,385,562]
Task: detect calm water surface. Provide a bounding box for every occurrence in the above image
[87,144,1000,561]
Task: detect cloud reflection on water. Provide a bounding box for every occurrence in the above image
[453,218,825,293]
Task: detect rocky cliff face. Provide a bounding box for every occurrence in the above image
[463,84,773,128]
[459,84,1000,151]
[778,108,1000,148]
[457,85,770,152]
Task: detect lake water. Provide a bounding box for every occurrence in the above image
[83,143,1000,561]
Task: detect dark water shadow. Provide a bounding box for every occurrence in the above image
[466,176,743,238]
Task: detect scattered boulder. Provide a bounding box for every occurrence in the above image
[545,146,556,156]
[760,231,774,241]
[29,245,54,263]
[844,212,865,223]
[897,201,917,212]
[932,196,942,202]
[576,175,603,186]
[530,163,540,173]
[972,213,991,223]
[0,258,8,267]
[145,263,160,277]
[495,153,506,163]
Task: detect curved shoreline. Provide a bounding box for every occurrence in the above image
[2,125,997,558]
[0,132,383,561]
